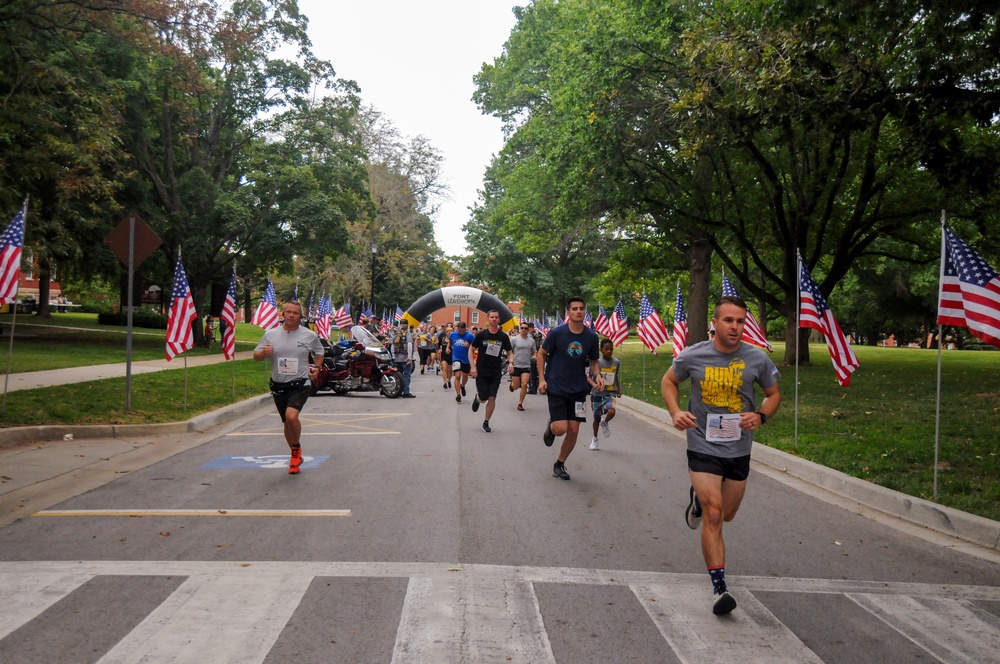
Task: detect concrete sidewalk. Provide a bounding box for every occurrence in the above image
[1,350,255,392]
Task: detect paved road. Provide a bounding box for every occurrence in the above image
[1,368,999,662]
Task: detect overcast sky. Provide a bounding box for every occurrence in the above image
[297,1,522,256]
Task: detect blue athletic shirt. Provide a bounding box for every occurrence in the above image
[449,330,475,364]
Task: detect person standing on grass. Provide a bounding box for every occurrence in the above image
[253,301,325,475]
[661,295,781,615]
[538,296,603,481]
[588,338,621,450]
[469,310,515,432]
[509,321,537,411]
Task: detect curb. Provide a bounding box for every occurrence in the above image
[618,394,1000,552]
[0,394,271,449]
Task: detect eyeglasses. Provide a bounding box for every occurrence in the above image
[520,326,529,329]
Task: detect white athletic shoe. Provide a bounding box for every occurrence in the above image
[589,437,599,450]
[601,417,610,438]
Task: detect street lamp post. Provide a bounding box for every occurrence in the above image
[370,242,377,312]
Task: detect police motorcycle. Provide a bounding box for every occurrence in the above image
[311,326,403,398]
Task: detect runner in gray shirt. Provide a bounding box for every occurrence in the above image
[254,301,325,475]
[662,295,781,615]
[509,323,537,411]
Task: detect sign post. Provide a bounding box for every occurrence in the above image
[104,213,161,412]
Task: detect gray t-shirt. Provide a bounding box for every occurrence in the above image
[255,325,325,383]
[670,340,779,457]
[510,334,537,368]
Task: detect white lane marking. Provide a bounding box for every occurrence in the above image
[226,431,400,436]
[32,509,351,517]
[0,572,94,639]
[633,582,824,664]
[848,593,1000,664]
[392,576,555,664]
[96,572,312,664]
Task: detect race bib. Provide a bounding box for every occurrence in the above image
[575,400,587,419]
[600,368,616,385]
[705,413,742,442]
[485,342,502,356]
[277,357,299,375]
[453,361,462,371]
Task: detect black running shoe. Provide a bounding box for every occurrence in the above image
[552,461,570,480]
[685,486,703,529]
[456,395,462,403]
[542,422,555,447]
[482,421,491,433]
[713,590,737,615]
[461,385,466,397]
[472,397,480,412]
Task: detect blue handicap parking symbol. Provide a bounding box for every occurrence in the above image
[201,454,330,470]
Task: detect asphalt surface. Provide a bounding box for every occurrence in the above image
[1,355,999,662]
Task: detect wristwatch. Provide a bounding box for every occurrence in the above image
[756,411,767,424]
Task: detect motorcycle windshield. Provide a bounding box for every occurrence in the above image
[353,327,388,352]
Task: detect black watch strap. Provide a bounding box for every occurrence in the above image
[756,411,767,424]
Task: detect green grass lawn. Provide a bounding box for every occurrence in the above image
[0,312,259,372]
[2,315,998,522]
[616,341,1000,522]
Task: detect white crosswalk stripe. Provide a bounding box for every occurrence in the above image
[1,561,998,663]
[847,593,1000,664]
[634,583,824,664]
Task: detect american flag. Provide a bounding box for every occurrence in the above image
[637,294,670,354]
[799,258,860,386]
[538,317,551,339]
[609,299,629,346]
[394,306,404,323]
[672,284,688,358]
[220,267,238,360]
[938,226,1000,348]
[333,302,352,330]
[721,275,772,351]
[594,305,611,337]
[315,295,332,341]
[584,310,593,328]
[165,257,198,361]
[250,279,280,330]
[0,203,26,306]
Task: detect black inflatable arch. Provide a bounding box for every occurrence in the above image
[402,286,517,332]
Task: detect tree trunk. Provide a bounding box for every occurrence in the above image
[685,239,713,343]
[784,316,812,365]
[36,272,52,318]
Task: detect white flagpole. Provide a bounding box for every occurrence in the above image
[795,252,802,448]
[2,198,28,413]
[933,209,947,500]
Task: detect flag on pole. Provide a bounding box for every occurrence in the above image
[721,275,772,351]
[584,309,593,328]
[333,302,352,329]
[315,296,332,341]
[672,283,688,358]
[220,267,238,360]
[0,203,27,306]
[637,294,670,354]
[594,305,611,337]
[938,226,1000,348]
[609,299,629,346]
[165,257,198,361]
[799,258,859,386]
[394,306,404,323]
[251,279,280,330]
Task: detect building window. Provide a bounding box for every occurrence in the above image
[471,311,480,324]
[24,249,33,280]
[453,309,461,322]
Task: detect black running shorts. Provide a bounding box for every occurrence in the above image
[686,450,751,481]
